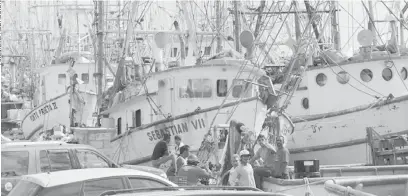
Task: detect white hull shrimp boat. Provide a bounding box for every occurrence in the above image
[107,57,270,168]
[20,54,100,140]
[257,0,408,165]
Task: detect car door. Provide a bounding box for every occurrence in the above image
[82,177,127,196]
[1,149,32,195]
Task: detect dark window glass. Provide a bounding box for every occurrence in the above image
[7,180,41,196]
[39,150,72,172]
[37,182,82,196]
[216,80,228,97]
[128,178,167,188]
[81,73,90,84]
[204,47,211,55]
[1,151,29,177]
[83,178,125,196]
[76,150,109,168]
[232,79,252,98]
[134,109,141,127]
[58,74,66,85]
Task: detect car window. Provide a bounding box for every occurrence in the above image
[76,150,110,168]
[40,150,72,172]
[7,180,41,196]
[37,182,82,196]
[128,177,167,188]
[1,151,29,177]
[83,177,125,196]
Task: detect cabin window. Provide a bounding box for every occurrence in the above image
[302,98,309,109]
[336,71,350,84]
[401,67,408,80]
[133,109,142,128]
[81,73,89,84]
[179,79,212,98]
[117,118,122,135]
[58,74,66,85]
[316,73,327,86]
[382,68,393,81]
[217,79,228,97]
[232,79,252,98]
[360,69,373,82]
[171,48,178,57]
[204,47,211,56]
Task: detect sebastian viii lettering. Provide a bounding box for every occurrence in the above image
[29,102,58,122]
[147,118,206,141]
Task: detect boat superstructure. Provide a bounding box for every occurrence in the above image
[104,57,269,166]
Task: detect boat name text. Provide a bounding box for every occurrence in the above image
[29,102,58,122]
[147,118,206,141]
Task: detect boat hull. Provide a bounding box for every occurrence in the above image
[110,97,267,168]
[21,91,98,140]
[286,95,408,165]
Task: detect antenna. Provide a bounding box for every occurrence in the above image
[357,29,374,47]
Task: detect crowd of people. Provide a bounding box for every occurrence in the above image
[150,132,290,189]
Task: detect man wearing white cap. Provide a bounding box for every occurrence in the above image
[234,149,256,188]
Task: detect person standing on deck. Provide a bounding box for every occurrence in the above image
[251,134,277,190]
[174,135,185,155]
[275,136,290,179]
[235,150,256,188]
[228,154,241,186]
[151,133,177,171]
[166,145,190,177]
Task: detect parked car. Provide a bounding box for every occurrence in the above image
[1,141,166,196]
[8,168,177,196]
[98,186,293,196]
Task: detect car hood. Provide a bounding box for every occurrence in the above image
[121,164,167,179]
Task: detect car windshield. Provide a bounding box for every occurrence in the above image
[8,180,41,196]
[1,151,29,177]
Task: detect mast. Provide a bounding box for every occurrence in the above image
[293,1,301,41]
[401,4,408,48]
[247,0,266,59]
[304,0,323,49]
[111,1,139,96]
[97,0,104,97]
[330,1,340,51]
[215,0,223,53]
[233,1,241,52]
[367,0,377,45]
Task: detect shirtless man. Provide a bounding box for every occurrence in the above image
[251,134,276,189]
[151,133,177,171]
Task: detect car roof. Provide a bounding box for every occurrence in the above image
[21,168,175,187]
[1,141,94,150]
[99,187,292,196]
[108,190,291,196]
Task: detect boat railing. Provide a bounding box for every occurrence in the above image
[324,175,408,196]
[320,165,408,177]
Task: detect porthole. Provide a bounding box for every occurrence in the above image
[302,98,309,109]
[316,73,327,86]
[336,71,350,84]
[382,68,393,81]
[360,69,373,82]
[401,67,407,80]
